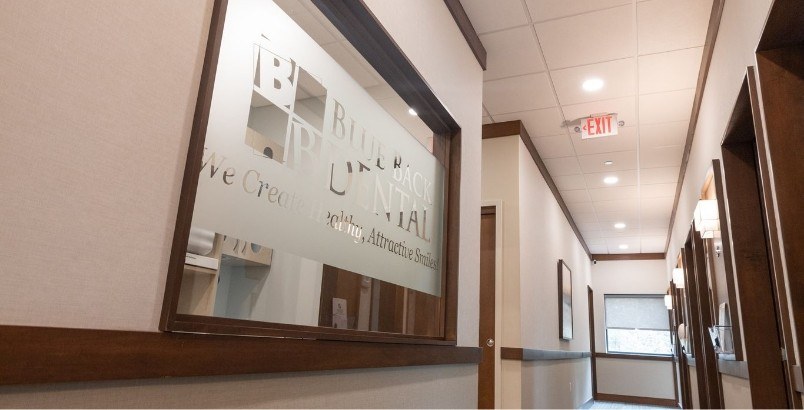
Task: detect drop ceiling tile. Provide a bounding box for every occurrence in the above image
[483,73,557,115]
[639,88,695,125]
[482,27,546,81]
[570,126,638,156]
[482,116,493,125]
[562,96,637,129]
[568,202,596,214]
[640,121,688,148]
[560,189,592,203]
[571,211,599,223]
[494,107,568,138]
[640,196,674,212]
[322,42,379,88]
[640,228,668,237]
[641,145,683,168]
[639,47,703,94]
[554,174,588,191]
[544,156,582,176]
[637,0,713,55]
[532,134,575,159]
[589,185,639,202]
[606,237,641,253]
[534,5,635,69]
[461,0,529,34]
[551,58,636,105]
[640,236,667,253]
[579,222,602,231]
[600,227,642,238]
[640,183,677,198]
[640,207,672,222]
[641,166,680,184]
[588,244,609,253]
[578,150,638,173]
[594,199,634,213]
[525,0,631,22]
[598,218,639,230]
[584,170,638,188]
[586,237,607,246]
[640,218,671,229]
[581,229,604,239]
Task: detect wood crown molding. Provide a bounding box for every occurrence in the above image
[591,253,665,261]
[595,352,673,362]
[483,121,592,259]
[665,0,725,253]
[442,0,487,70]
[0,325,481,386]
[501,347,591,361]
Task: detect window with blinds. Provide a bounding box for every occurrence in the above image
[604,295,672,355]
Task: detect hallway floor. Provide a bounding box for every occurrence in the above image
[590,401,675,409]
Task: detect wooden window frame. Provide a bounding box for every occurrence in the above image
[159,0,463,346]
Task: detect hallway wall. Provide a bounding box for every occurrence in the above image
[482,135,593,409]
[0,0,483,407]
[591,259,676,401]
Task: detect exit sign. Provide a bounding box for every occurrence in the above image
[580,113,618,140]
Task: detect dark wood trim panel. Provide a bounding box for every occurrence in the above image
[595,352,673,362]
[159,0,228,332]
[500,348,591,361]
[711,159,744,361]
[482,121,591,259]
[591,253,665,261]
[756,0,804,51]
[664,0,725,252]
[442,0,487,70]
[588,286,598,398]
[718,360,749,380]
[682,239,708,407]
[691,223,724,408]
[595,393,678,408]
[0,325,481,386]
[721,73,791,409]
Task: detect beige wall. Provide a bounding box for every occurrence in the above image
[721,374,751,409]
[0,0,483,407]
[482,136,593,408]
[591,259,676,400]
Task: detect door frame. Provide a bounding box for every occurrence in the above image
[479,201,503,408]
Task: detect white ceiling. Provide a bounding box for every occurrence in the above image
[464,0,713,254]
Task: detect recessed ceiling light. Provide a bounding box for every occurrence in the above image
[582,78,604,92]
[618,244,629,250]
[603,160,614,166]
[603,176,619,185]
[408,108,417,116]
[614,222,626,229]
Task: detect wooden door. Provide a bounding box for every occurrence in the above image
[478,206,496,408]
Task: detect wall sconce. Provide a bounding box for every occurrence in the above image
[665,294,673,310]
[694,199,720,238]
[672,268,685,288]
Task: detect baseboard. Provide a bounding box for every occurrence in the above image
[579,397,595,409]
[595,392,678,408]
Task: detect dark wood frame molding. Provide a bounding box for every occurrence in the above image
[483,121,591,258]
[595,352,673,362]
[664,0,725,252]
[558,259,573,340]
[501,347,591,361]
[443,0,487,70]
[591,253,664,261]
[595,393,678,408]
[159,0,464,346]
[0,325,480,386]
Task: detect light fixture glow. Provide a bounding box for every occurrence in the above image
[694,199,720,238]
[613,222,626,229]
[618,244,629,250]
[408,107,417,116]
[665,294,673,310]
[582,78,604,92]
[603,160,614,166]
[603,176,619,185]
[672,268,685,288]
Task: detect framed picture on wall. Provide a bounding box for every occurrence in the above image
[558,259,573,340]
